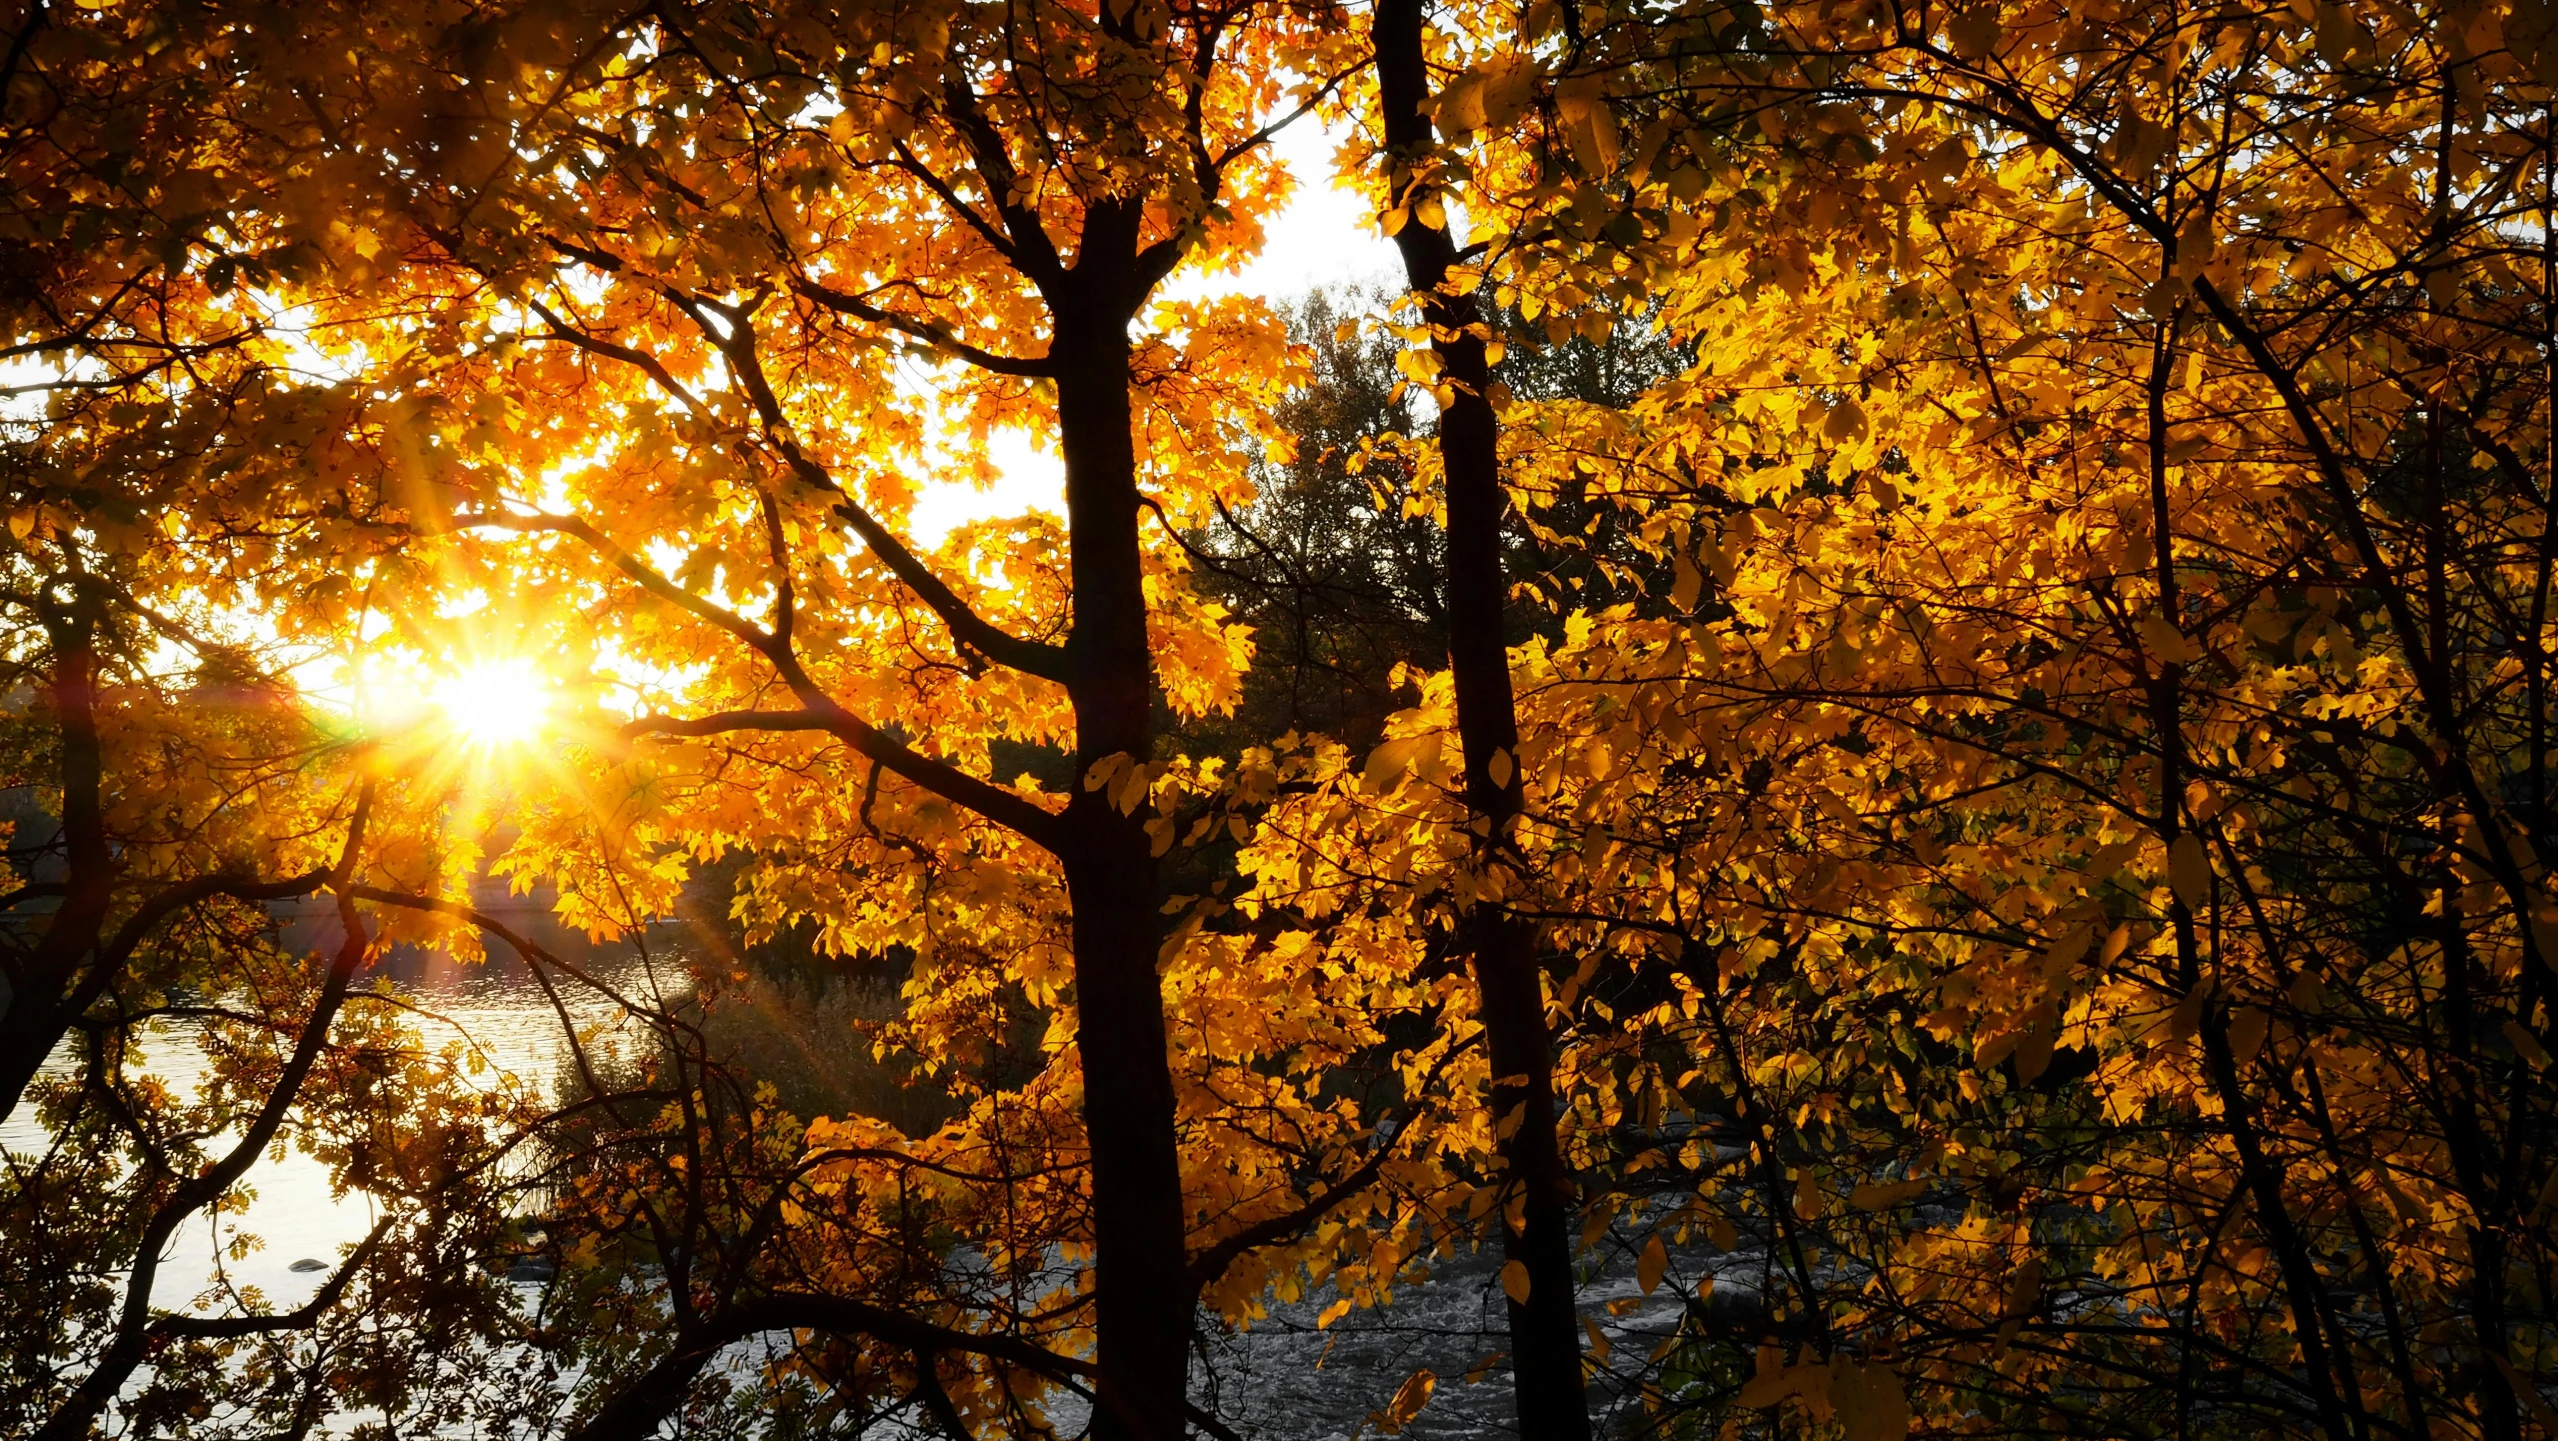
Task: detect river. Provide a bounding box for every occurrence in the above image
[3,906,1731,1439]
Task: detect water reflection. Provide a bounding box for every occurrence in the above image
[2,896,1733,1438]
[1,898,690,1317]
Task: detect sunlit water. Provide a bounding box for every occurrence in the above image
[0,903,688,1318]
[2,905,1743,1438]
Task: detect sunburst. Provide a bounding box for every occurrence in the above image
[429,657,554,748]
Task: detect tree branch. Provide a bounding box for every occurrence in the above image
[30,795,376,1441]
[666,297,1072,684]
[621,708,1066,852]
[789,274,1055,377]
[561,1291,1094,1441]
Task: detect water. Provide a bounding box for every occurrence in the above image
[0,901,687,1317]
[1202,1244,1723,1439]
[4,905,1738,1437]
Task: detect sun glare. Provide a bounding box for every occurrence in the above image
[431,658,554,748]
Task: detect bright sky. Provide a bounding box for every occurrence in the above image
[905,111,1403,547]
[4,108,1407,736]
[1184,107,1406,303]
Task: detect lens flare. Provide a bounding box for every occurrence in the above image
[430,657,552,747]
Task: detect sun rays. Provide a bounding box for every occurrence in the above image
[430,657,555,750]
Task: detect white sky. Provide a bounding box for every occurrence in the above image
[905,111,1402,546]
[1179,108,1405,303]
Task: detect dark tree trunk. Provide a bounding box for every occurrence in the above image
[1053,280,1191,1441]
[0,584,117,1122]
[1370,6,1591,1435]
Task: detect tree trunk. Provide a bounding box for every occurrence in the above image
[1371,6,1590,1435]
[1053,297,1191,1441]
[0,584,117,1122]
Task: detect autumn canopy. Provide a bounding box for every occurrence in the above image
[2,0,2553,1438]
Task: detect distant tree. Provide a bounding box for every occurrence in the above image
[1188,288,1444,752]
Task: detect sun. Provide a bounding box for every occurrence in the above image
[430,657,554,748]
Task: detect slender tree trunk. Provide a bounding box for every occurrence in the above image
[0,583,117,1121]
[1371,7,1589,1434]
[2149,308,2361,1441]
[1053,294,1191,1441]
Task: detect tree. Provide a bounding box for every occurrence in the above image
[1359,0,2558,1435]
[18,1,2558,1438]
[1191,288,1445,753]
[279,2,1487,1436]
[1364,1,1593,1430]
[0,7,699,1433]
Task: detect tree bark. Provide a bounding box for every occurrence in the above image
[1052,269,1191,1441]
[1371,7,1590,1435]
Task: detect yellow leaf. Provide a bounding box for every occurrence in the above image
[2170,833,2210,910]
[1825,397,1867,441]
[1556,77,1618,174]
[1113,765,1151,815]
[1479,54,1539,130]
[2041,925,2091,973]
[1500,1259,1531,1305]
[1737,1345,1789,1407]
[2140,613,2204,665]
[1672,552,1704,611]
[1637,1233,1668,1295]
[1947,8,2000,57]
[2228,1005,2271,1063]
[2015,1000,2058,1084]
[1374,1369,1436,1432]
[2004,1256,2045,1317]
[2315,1,2356,63]
[1083,753,1130,792]
[2530,912,2558,972]
[2088,841,2141,880]
[1435,71,1486,138]
[1834,1359,1911,1441]
[1849,1177,1928,1210]
[2170,986,2208,1040]
[1629,114,1675,184]
[1364,735,1429,790]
